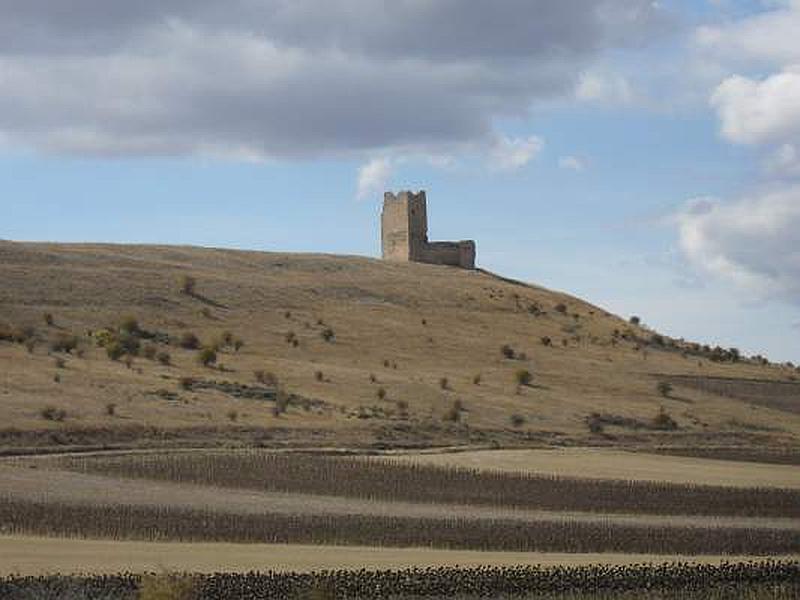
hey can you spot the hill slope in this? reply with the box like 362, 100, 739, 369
1, 240, 798, 454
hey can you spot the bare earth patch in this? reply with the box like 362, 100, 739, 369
2, 535, 790, 576
383, 448, 800, 489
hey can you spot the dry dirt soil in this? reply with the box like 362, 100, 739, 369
1, 240, 798, 454
4, 536, 776, 576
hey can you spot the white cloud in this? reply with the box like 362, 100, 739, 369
695, 1, 800, 67
575, 70, 634, 105
356, 157, 392, 200
488, 135, 544, 171
558, 156, 585, 171
765, 143, 800, 176
710, 67, 800, 145
674, 185, 800, 303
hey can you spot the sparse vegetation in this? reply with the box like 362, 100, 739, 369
142, 343, 157, 360
53, 357, 66, 369
255, 370, 278, 386
156, 351, 171, 366
179, 377, 195, 391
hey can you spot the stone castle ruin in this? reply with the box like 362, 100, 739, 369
381, 191, 476, 269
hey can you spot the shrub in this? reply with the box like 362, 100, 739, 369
180, 275, 196, 296
510, 414, 526, 428
657, 381, 673, 398
629, 315, 641, 326
439, 377, 449, 390
40, 406, 66, 422
179, 377, 195, 391
500, 344, 515, 359
320, 327, 335, 343
315, 370, 324, 382
106, 342, 125, 361
554, 302, 567, 314
119, 316, 139, 335
53, 373, 61, 384
105, 403, 116, 417
285, 331, 297, 344
376, 387, 387, 401
587, 414, 605, 434
653, 406, 678, 431
180, 332, 200, 350
540, 336, 552, 347
515, 369, 533, 387
227, 409, 238, 422
369, 373, 377, 383
198, 347, 218, 367
156, 351, 171, 366
233, 338, 244, 352
143, 344, 158, 361
124, 355, 134, 369
50, 334, 79, 354
53, 357, 66, 369
200, 308, 213, 319
24, 339, 36, 354
43, 312, 54, 327
284, 311, 292, 319
255, 370, 278, 386
472, 373, 481, 385
396, 399, 409, 413
117, 332, 140, 356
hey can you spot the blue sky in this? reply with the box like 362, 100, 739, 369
1, 1, 798, 362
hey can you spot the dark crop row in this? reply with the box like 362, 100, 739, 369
1, 497, 797, 555
58, 451, 800, 518
1, 561, 798, 599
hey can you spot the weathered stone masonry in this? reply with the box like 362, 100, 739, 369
381, 190, 476, 269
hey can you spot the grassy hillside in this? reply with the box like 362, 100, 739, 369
1, 240, 798, 453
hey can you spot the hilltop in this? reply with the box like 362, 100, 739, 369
1, 240, 798, 456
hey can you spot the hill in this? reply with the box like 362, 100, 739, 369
1, 240, 798, 456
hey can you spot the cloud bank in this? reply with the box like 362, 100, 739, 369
0, 0, 668, 160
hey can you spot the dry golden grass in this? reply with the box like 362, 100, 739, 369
2, 535, 788, 576
1, 240, 798, 451
382, 448, 800, 489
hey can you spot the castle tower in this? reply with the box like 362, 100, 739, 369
381, 190, 428, 262
381, 190, 476, 269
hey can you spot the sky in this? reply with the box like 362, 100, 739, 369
1, 0, 798, 363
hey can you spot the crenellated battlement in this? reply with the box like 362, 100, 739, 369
380, 190, 475, 269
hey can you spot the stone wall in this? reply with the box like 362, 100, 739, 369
381, 190, 475, 269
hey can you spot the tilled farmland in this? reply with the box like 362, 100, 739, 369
1, 498, 797, 555
1, 561, 798, 599
54, 452, 800, 518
